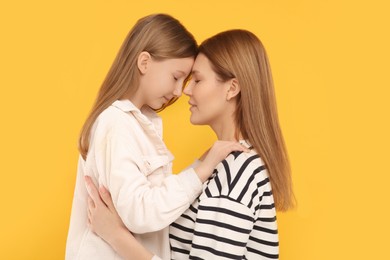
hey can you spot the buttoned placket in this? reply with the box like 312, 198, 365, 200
131, 109, 174, 174
112, 100, 174, 172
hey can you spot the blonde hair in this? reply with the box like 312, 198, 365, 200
79, 14, 197, 160
199, 30, 294, 211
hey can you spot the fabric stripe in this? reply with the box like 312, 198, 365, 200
170, 151, 279, 260
196, 218, 252, 234
247, 246, 279, 259
169, 233, 192, 245
191, 243, 242, 259
171, 222, 194, 233
198, 204, 254, 222
193, 230, 247, 247
249, 236, 279, 247
253, 225, 278, 234
222, 160, 232, 190
229, 154, 259, 194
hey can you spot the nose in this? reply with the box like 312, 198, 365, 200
172, 83, 183, 98
183, 81, 193, 96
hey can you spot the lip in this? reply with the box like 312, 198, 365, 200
188, 103, 197, 111
188, 100, 197, 106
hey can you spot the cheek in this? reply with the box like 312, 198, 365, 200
196, 84, 226, 116
149, 73, 172, 96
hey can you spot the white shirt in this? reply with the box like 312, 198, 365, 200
66, 100, 203, 260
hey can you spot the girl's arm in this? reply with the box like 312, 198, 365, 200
94, 120, 247, 234
84, 145, 249, 259
85, 176, 160, 260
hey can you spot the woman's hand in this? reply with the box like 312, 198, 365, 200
85, 176, 127, 244
195, 140, 249, 182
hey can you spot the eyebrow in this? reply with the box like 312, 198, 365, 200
175, 70, 187, 76
191, 70, 200, 75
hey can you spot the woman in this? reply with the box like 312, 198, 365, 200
66, 14, 247, 260
86, 29, 294, 259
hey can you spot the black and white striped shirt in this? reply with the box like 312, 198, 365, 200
169, 148, 279, 259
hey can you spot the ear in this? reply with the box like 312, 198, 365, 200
137, 51, 152, 74
226, 78, 241, 101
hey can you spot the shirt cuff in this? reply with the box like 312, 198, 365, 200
151, 255, 162, 260
177, 166, 203, 203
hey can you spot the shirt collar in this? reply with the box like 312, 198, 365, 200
112, 99, 139, 112
239, 139, 254, 150
111, 99, 163, 137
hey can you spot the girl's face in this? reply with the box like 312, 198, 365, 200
184, 53, 230, 125
140, 55, 194, 110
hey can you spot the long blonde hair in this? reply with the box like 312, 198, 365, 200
79, 14, 197, 160
199, 30, 294, 211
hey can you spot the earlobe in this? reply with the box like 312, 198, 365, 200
137, 51, 151, 74
226, 78, 241, 101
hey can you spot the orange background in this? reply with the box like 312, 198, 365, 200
1, 0, 389, 259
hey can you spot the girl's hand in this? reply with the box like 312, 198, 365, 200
195, 140, 249, 182
85, 176, 128, 245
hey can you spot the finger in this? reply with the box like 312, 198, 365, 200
87, 196, 95, 209
87, 208, 92, 226
84, 176, 103, 207
98, 186, 116, 211
230, 142, 249, 152
237, 143, 250, 152
87, 210, 94, 233
226, 143, 249, 154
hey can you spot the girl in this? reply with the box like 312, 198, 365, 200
86, 29, 295, 259
66, 14, 247, 260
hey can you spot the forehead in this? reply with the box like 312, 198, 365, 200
164, 57, 194, 74
192, 53, 213, 74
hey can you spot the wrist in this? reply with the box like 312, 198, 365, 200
106, 226, 129, 250
108, 227, 153, 260
194, 164, 211, 183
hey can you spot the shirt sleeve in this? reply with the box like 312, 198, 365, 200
91, 119, 203, 234
189, 197, 255, 259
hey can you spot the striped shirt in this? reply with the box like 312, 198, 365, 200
169, 146, 279, 259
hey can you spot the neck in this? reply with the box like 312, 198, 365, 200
210, 107, 242, 142
123, 88, 144, 110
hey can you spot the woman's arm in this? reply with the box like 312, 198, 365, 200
85, 176, 159, 260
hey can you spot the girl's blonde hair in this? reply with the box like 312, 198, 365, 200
199, 30, 294, 211
79, 14, 197, 160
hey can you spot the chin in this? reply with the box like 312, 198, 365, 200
148, 101, 165, 110
189, 115, 207, 126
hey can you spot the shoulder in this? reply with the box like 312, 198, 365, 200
203, 151, 272, 210
94, 105, 138, 134
223, 150, 269, 184
98, 105, 135, 125
87, 105, 141, 147
226, 150, 263, 167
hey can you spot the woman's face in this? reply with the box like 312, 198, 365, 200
140, 55, 194, 110
184, 53, 230, 125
